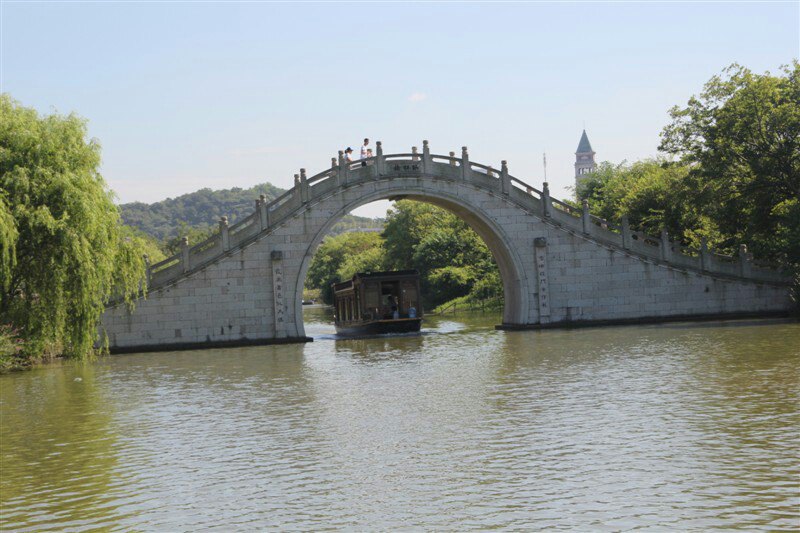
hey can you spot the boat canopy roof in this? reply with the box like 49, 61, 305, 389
332, 269, 420, 292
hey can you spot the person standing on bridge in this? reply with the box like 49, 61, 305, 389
345, 147, 354, 163
360, 138, 370, 167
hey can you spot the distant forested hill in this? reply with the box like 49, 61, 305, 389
120, 182, 382, 240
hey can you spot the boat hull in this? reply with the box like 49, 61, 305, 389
335, 318, 422, 337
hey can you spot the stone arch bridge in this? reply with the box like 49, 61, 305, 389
102, 142, 793, 352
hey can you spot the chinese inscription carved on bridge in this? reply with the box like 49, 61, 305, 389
271, 250, 286, 338
534, 237, 550, 323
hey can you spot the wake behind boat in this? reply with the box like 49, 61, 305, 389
332, 270, 423, 336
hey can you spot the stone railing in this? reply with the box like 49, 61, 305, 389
142, 141, 791, 291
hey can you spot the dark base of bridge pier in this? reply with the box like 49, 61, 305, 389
496, 310, 796, 332
108, 336, 313, 355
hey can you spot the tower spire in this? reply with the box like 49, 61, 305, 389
574, 130, 597, 190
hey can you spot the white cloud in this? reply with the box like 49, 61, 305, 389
408, 92, 427, 103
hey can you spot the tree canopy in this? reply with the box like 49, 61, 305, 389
576, 159, 703, 244
578, 63, 799, 275
121, 185, 382, 243
306, 231, 385, 304
305, 201, 502, 309
659, 61, 800, 263
0, 95, 148, 361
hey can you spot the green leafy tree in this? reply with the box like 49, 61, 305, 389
0, 95, 147, 360
383, 201, 499, 308
576, 159, 702, 244
427, 266, 475, 305
120, 180, 380, 244
306, 231, 385, 303
121, 225, 166, 265
337, 242, 385, 281
120, 183, 284, 240
659, 61, 800, 264
306, 201, 503, 309
0, 194, 17, 290
161, 222, 217, 256
382, 201, 451, 270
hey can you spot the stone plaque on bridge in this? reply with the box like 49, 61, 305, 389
534, 237, 551, 324
389, 162, 422, 176
272, 250, 287, 338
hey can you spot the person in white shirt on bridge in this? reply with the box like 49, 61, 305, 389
360, 138, 369, 167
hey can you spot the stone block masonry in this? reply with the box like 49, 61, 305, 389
100, 143, 794, 352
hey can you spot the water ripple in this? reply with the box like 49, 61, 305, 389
1, 313, 798, 530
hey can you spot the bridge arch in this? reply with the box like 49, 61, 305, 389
293, 185, 531, 334
100, 142, 793, 353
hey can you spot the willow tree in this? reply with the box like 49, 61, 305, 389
0, 194, 16, 290
0, 95, 147, 359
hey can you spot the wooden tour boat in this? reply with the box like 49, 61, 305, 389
331, 270, 423, 336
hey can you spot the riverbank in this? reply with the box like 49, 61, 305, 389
0, 325, 75, 373
0, 352, 64, 373
432, 294, 503, 315
0, 325, 30, 372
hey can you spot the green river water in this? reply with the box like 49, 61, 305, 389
1, 309, 798, 530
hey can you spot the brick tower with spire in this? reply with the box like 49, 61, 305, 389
574, 129, 597, 189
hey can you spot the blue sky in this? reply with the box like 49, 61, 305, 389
2, 1, 798, 218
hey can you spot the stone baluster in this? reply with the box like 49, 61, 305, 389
258, 194, 269, 230
738, 244, 752, 277
486, 166, 493, 180
699, 237, 710, 271
219, 216, 230, 252
255, 197, 263, 231
375, 141, 384, 175
449, 151, 456, 166
461, 146, 469, 179
336, 151, 345, 186
293, 174, 302, 206
500, 160, 510, 195
660, 229, 671, 261
411, 145, 419, 162
541, 182, 552, 218
299, 168, 309, 203
581, 200, 591, 234
142, 254, 151, 290
181, 236, 190, 273
422, 140, 430, 174
621, 216, 632, 250
338, 150, 349, 185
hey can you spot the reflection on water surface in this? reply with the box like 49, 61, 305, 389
1, 309, 798, 530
